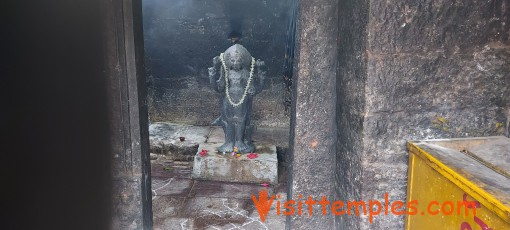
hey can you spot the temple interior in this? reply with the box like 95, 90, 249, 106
143, 0, 294, 128
4, 0, 509, 229
143, 1, 295, 228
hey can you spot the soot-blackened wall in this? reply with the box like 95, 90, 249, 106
143, 0, 293, 127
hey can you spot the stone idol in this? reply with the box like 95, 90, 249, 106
208, 44, 266, 153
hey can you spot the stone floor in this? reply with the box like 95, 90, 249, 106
150, 123, 289, 229
150, 123, 290, 162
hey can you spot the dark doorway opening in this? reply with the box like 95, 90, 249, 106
141, 0, 298, 229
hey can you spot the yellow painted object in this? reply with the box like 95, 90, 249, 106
406, 136, 510, 230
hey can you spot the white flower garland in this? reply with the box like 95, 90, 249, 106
219, 52, 255, 107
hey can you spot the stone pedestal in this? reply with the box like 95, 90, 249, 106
192, 143, 278, 184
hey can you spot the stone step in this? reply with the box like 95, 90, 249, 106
192, 143, 278, 184
149, 122, 211, 160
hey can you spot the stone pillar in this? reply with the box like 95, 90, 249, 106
335, 0, 368, 229
102, 0, 152, 229
287, 0, 338, 229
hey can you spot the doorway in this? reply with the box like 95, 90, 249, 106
142, 0, 297, 229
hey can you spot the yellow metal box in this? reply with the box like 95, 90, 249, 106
406, 136, 510, 230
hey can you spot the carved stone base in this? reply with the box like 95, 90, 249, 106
192, 143, 278, 184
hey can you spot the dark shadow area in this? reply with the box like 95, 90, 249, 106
1, 0, 111, 229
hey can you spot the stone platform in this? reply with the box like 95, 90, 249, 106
149, 122, 290, 161
192, 143, 278, 184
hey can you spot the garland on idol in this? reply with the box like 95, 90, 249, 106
219, 52, 255, 107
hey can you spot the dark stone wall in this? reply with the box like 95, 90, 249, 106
335, 0, 368, 229
336, 0, 509, 229
143, 0, 293, 127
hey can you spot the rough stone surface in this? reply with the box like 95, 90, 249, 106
152, 195, 286, 230
192, 143, 278, 184
189, 180, 270, 199
149, 122, 211, 160
142, 0, 292, 127
288, 0, 338, 229
368, 0, 509, 54
209, 126, 291, 165
151, 178, 192, 197
151, 161, 193, 179
335, 0, 368, 229
150, 151, 287, 229
149, 122, 290, 163
336, 0, 510, 229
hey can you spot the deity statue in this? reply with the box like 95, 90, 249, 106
208, 44, 266, 153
